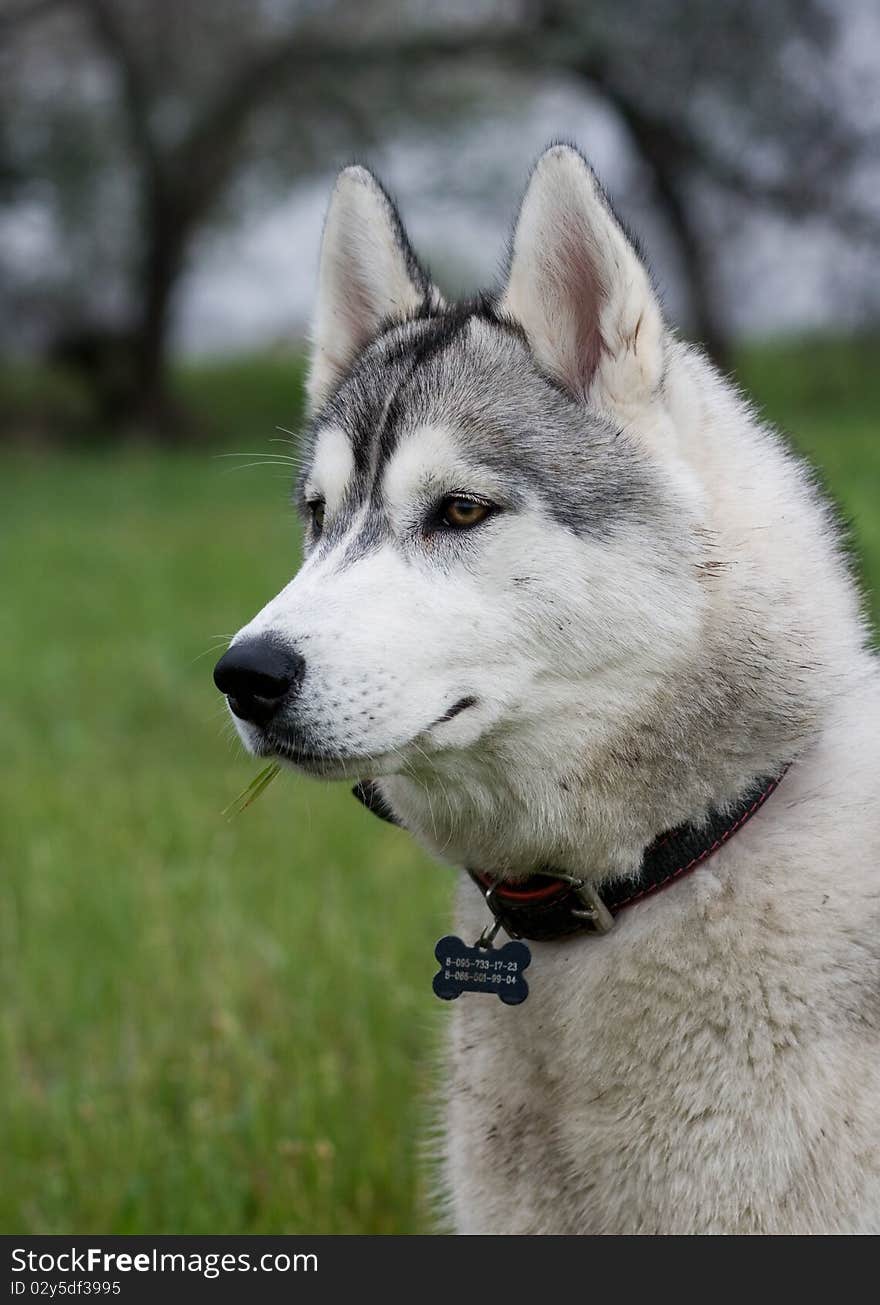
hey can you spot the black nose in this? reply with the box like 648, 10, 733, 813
213, 637, 305, 727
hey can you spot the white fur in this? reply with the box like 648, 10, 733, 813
433, 346, 880, 1232
305, 425, 354, 514
227, 147, 880, 1233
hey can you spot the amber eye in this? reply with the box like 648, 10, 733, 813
308, 499, 325, 534
440, 497, 493, 530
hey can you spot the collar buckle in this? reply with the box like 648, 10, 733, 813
482, 873, 616, 938
568, 880, 615, 933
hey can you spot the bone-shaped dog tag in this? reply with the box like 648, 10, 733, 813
432, 935, 531, 1005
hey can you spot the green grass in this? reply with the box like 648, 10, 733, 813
1, 337, 877, 1234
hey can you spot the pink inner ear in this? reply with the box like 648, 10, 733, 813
551, 219, 608, 396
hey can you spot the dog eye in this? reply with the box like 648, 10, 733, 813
307, 498, 325, 535
439, 497, 493, 530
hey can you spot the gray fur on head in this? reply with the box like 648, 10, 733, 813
229, 144, 868, 886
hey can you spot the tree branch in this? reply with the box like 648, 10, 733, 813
76, 0, 165, 196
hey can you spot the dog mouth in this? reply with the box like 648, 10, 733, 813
259, 733, 359, 778
259, 695, 479, 779
427, 695, 478, 728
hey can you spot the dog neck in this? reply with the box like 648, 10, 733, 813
375, 614, 832, 888
357, 762, 790, 940
375, 700, 807, 886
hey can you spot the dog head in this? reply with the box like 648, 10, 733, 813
215, 145, 708, 835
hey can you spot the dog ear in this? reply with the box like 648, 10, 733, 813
307, 166, 441, 413
499, 145, 664, 412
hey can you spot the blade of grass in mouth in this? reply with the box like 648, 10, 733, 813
222, 761, 281, 819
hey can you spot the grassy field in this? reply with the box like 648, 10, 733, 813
1, 339, 878, 1234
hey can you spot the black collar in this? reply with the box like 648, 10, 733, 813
353, 767, 789, 943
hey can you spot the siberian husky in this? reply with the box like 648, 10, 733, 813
214, 145, 880, 1234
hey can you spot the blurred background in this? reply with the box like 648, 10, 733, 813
1, 0, 878, 1234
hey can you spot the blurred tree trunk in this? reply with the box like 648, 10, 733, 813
134, 203, 181, 434
647, 171, 731, 371
569, 54, 733, 368
81, 0, 179, 436
617, 116, 733, 370
79, 0, 309, 439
